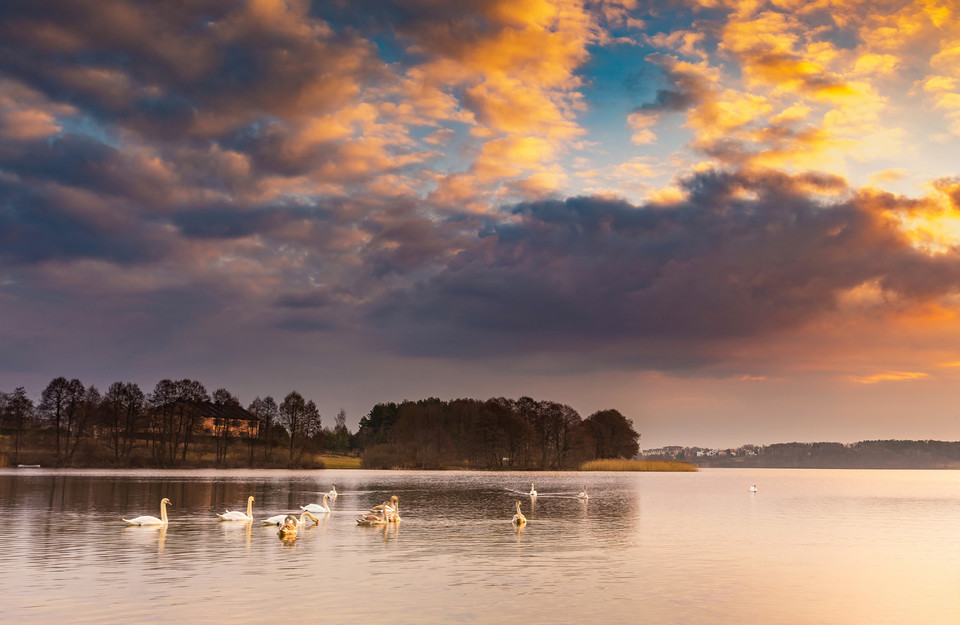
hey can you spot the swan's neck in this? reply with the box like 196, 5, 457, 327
160, 501, 168, 523
322, 494, 329, 509
246, 497, 253, 518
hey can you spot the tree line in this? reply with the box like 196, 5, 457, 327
356, 397, 640, 470
686, 440, 960, 469
0, 377, 354, 468
1, 378, 641, 470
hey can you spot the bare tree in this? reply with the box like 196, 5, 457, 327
39, 377, 84, 464
175, 379, 208, 462
304, 399, 322, 461
279, 391, 306, 460
5, 387, 33, 464
248, 396, 279, 462
64, 385, 101, 463
212, 388, 240, 466
279, 391, 320, 464
148, 378, 207, 466
104, 382, 145, 463
329, 407, 350, 452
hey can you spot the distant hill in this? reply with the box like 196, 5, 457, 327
645, 440, 960, 469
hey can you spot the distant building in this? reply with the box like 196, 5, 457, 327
157, 400, 260, 438
196, 401, 259, 438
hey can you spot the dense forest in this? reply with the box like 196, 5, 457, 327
0, 377, 641, 470
356, 397, 641, 469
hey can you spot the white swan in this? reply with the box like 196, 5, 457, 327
529, 483, 537, 497
328, 484, 338, 499
370, 495, 399, 513
382, 495, 401, 523
512, 500, 526, 526
261, 514, 288, 526
356, 503, 387, 526
578, 486, 588, 499
300, 493, 332, 514
749, 484, 758, 492
369, 495, 400, 522
217, 495, 254, 521
123, 498, 172, 526
278, 511, 319, 537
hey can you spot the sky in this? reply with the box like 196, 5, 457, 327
3, 0, 960, 449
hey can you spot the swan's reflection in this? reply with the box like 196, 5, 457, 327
514, 522, 526, 541
219, 519, 253, 550
122, 524, 167, 554
379, 521, 400, 542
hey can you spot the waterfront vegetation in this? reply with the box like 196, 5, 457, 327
0, 376, 646, 470
580, 458, 698, 472
316, 454, 363, 469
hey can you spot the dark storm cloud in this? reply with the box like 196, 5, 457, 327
173, 203, 335, 240
0, 176, 170, 265
0, 0, 383, 142
363, 214, 472, 278
367, 169, 960, 362
0, 134, 174, 207
276, 290, 336, 309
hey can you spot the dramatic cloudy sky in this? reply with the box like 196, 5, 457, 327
3, 0, 960, 447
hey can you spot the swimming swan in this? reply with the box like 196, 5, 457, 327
512, 500, 526, 526
262, 509, 317, 526
749, 484, 758, 492
218, 495, 255, 521
370, 495, 399, 513
385, 495, 400, 522
577, 486, 588, 499
123, 498, 172, 526
278, 511, 319, 537
529, 483, 537, 497
300, 493, 332, 514
328, 484, 338, 499
356, 503, 387, 526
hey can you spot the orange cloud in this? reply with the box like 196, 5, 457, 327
394, 0, 600, 207
852, 371, 929, 384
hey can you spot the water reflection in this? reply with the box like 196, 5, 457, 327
122, 524, 167, 554
4, 468, 959, 624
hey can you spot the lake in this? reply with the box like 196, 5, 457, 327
1, 468, 958, 624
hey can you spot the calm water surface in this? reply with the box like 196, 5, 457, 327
1, 468, 959, 624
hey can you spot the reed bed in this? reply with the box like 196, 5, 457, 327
314, 454, 363, 469
580, 458, 698, 472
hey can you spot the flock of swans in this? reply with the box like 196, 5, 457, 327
120, 483, 405, 538
122, 481, 757, 539
121, 482, 597, 537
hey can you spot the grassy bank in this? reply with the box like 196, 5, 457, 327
315, 454, 362, 469
580, 458, 698, 472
